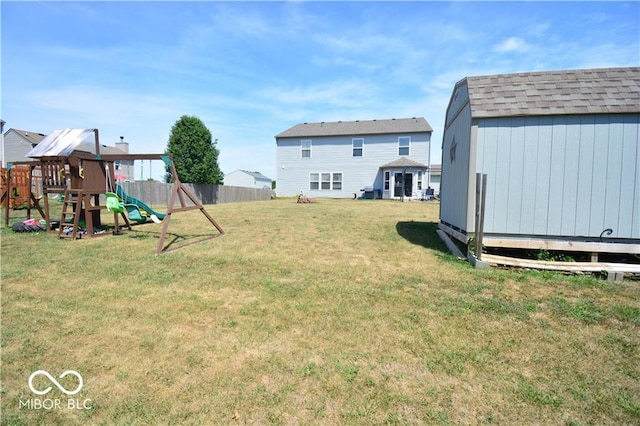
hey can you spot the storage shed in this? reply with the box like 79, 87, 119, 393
439, 67, 640, 264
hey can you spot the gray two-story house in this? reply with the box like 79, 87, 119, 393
275, 117, 433, 199
2, 128, 47, 166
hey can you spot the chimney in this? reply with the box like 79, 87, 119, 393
116, 135, 129, 154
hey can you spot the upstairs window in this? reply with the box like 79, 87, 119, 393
301, 140, 311, 158
352, 138, 363, 157
398, 136, 410, 156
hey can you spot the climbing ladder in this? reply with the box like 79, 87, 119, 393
59, 189, 85, 239
59, 188, 129, 239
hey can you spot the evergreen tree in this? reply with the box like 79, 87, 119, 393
165, 115, 223, 184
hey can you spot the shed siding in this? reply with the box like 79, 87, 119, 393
276, 132, 430, 197
520, 119, 540, 234
575, 116, 596, 237
440, 102, 472, 232
533, 117, 554, 232
475, 114, 640, 239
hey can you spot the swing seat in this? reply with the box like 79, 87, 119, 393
105, 192, 124, 213
124, 204, 148, 224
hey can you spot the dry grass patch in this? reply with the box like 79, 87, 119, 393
1, 198, 639, 425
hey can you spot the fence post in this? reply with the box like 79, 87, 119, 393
474, 173, 488, 261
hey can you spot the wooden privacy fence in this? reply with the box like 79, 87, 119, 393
117, 181, 275, 206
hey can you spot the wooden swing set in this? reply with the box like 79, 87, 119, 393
3, 129, 224, 254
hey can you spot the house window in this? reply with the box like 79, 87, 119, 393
309, 173, 319, 190
352, 138, 363, 157
321, 173, 331, 190
384, 171, 390, 190
301, 140, 311, 158
417, 171, 423, 190
332, 173, 342, 190
398, 136, 410, 156
310, 172, 343, 190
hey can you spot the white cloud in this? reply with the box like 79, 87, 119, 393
493, 37, 529, 53
257, 80, 379, 109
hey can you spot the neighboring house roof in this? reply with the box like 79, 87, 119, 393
99, 145, 127, 155
243, 170, 272, 180
459, 66, 640, 118
7, 128, 47, 145
226, 169, 272, 180
276, 117, 433, 138
380, 157, 428, 169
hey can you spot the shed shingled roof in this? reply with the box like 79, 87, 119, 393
276, 117, 432, 138
462, 67, 640, 118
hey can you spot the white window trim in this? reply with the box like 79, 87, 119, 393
301, 139, 312, 158
309, 171, 343, 191
332, 172, 343, 191
309, 172, 319, 190
352, 138, 364, 157
398, 136, 411, 156
321, 172, 331, 190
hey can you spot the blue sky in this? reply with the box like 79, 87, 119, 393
2, 1, 639, 181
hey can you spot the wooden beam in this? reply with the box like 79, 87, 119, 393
436, 229, 466, 259
438, 222, 471, 244
482, 237, 640, 254
74, 153, 172, 162
481, 253, 640, 274
474, 173, 481, 258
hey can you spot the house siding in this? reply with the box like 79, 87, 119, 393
276, 132, 430, 198
3, 131, 38, 165
475, 113, 640, 239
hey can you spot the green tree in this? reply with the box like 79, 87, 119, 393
165, 115, 224, 184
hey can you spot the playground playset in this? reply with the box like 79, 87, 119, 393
1, 128, 224, 254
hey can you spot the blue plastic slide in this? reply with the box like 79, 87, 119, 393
115, 184, 166, 222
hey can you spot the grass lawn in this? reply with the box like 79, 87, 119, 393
1, 198, 639, 425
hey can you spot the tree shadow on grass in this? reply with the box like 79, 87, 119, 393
396, 221, 451, 255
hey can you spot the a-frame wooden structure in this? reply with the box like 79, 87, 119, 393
97, 153, 225, 254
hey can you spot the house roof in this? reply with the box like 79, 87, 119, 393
244, 170, 272, 180
228, 169, 272, 181
460, 66, 640, 118
99, 145, 127, 155
276, 117, 433, 138
6, 128, 47, 145
380, 157, 428, 169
